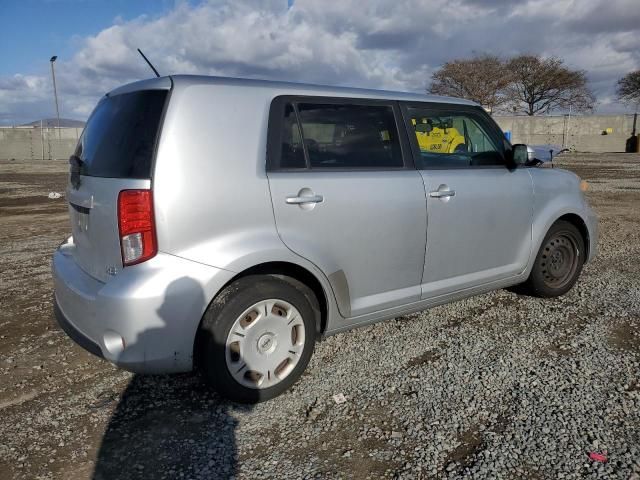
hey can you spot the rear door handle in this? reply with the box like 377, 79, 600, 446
429, 190, 456, 198
285, 194, 324, 205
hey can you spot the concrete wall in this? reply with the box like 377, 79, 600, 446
494, 114, 637, 153
1, 115, 637, 159
0, 127, 81, 161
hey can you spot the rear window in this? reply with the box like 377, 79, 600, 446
74, 90, 168, 178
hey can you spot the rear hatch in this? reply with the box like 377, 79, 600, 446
67, 87, 169, 283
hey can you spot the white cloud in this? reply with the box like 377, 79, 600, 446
1, 0, 639, 124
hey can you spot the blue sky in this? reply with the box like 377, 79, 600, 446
0, 0, 638, 125
0, 0, 180, 75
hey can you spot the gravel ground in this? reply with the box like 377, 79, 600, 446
0, 153, 639, 479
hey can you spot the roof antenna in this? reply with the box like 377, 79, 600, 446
137, 48, 160, 78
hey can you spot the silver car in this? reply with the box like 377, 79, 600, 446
53, 75, 598, 402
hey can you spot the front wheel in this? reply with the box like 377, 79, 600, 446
519, 220, 585, 298
199, 275, 318, 403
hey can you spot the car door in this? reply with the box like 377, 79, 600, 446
267, 97, 427, 318
400, 102, 533, 299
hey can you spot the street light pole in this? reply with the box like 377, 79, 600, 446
49, 56, 60, 139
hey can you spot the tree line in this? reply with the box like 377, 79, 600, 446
428, 53, 640, 116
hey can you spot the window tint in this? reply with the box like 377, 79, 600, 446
293, 103, 403, 169
407, 107, 503, 168
74, 90, 168, 178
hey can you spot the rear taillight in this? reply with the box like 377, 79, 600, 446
117, 189, 157, 266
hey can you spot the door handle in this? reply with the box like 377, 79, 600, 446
429, 190, 455, 198
285, 194, 324, 205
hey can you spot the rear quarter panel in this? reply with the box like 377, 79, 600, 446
152, 80, 343, 329
152, 82, 279, 270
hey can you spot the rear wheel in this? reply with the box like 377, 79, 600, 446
199, 275, 318, 403
519, 220, 585, 297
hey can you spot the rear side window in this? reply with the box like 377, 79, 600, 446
74, 90, 168, 178
270, 99, 404, 170
280, 103, 306, 169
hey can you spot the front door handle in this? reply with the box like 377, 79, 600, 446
429, 184, 456, 199
285, 194, 324, 205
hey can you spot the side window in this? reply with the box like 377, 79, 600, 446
406, 107, 504, 168
297, 103, 403, 169
279, 103, 306, 169
272, 101, 404, 170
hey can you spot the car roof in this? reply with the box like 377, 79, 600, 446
108, 74, 480, 107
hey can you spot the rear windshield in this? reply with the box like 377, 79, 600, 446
74, 90, 168, 178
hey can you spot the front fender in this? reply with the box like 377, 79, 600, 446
526, 168, 597, 275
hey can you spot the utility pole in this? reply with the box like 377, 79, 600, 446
40, 119, 45, 161
49, 56, 60, 139
566, 103, 572, 150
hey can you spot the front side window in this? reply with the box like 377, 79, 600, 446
272, 100, 404, 170
406, 107, 504, 168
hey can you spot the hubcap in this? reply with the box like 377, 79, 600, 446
539, 233, 579, 288
225, 299, 305, 389
257, 333, 277, 354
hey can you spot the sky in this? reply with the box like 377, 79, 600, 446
0, 0, 638, 125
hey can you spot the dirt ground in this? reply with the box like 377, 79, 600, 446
0, 154, 639, 479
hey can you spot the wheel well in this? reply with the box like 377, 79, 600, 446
194, 261, 329, 367
234, 262, 328, 333
557, 213, 590, 258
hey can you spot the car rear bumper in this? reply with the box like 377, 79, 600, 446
54, 298, 104, 359
52, 241, 234, 374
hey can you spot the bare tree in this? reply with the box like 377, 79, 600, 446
617, 70, 640, 106
505, 55, 595, 116
428, 54, 511, 114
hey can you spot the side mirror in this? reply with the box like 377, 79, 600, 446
512, 144, 529, 166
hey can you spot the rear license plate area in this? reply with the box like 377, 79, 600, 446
70, 203, 90, 233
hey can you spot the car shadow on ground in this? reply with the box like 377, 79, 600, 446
93, 373, 247, 480
93, 276, 251, 479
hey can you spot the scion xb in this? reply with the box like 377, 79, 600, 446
53, 75, 598, 403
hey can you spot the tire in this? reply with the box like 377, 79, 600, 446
519, 220, 585, 298
199, 275, 318, 403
